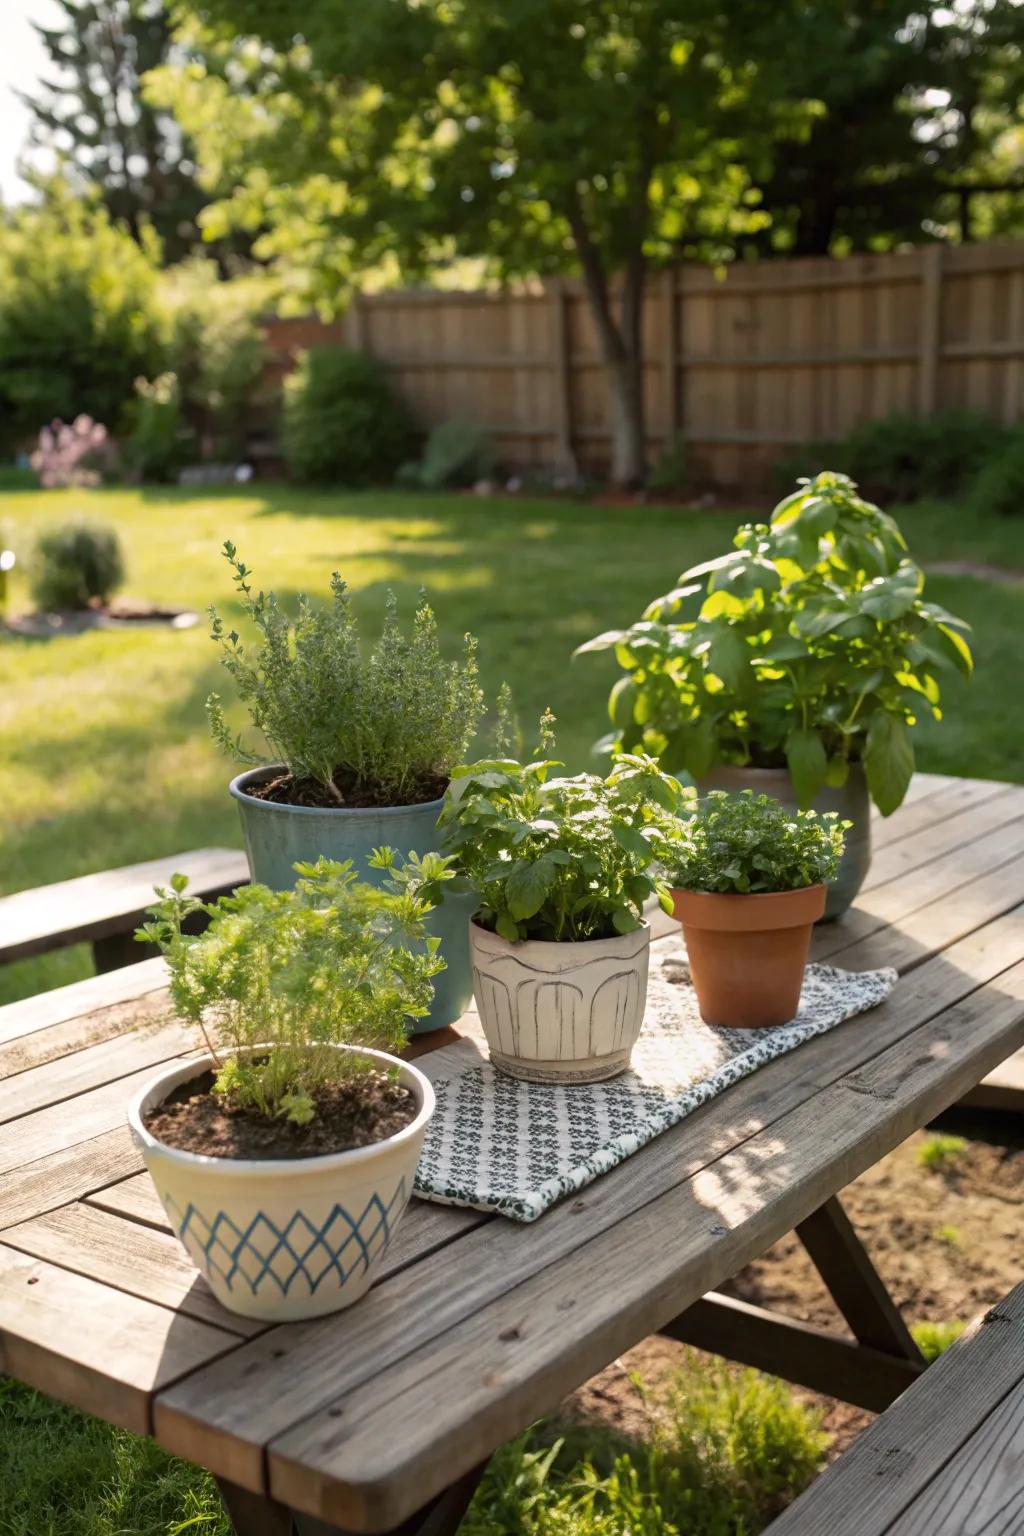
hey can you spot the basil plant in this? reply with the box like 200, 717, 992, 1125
578, 473, 973, 816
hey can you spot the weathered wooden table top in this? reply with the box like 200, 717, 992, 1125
2, 772, 1023, 1532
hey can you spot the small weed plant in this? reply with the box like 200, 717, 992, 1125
138, 854, 451, 1124
439, 717, 687, 943
207, 543, 485, 806
912, 1319, 965, 1362
580, 472, 973, 815
916, 1132, 969, 1172
671, 791, 847, 895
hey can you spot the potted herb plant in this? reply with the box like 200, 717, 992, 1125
438, 723, 686, 1082
578, 472, 973, 917
207, 542, 484, 1028
129, 855, 446, 1322
670, 791, 847, 1029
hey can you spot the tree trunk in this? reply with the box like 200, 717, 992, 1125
606, 348, 646, 489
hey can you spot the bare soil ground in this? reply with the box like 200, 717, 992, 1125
561, 1108, 1024, 1456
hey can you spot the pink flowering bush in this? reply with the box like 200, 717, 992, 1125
30, 416, 109, 489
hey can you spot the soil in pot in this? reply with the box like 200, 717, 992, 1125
245, 766, 449, 810
143, 1068, 417, 1160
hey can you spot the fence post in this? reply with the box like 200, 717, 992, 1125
662, 268, 679, 443
549, 279, 576, 477
917, 246, 943, 416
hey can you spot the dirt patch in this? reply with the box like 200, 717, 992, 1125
561, 1122, 1024, 1458
144, 1068, 417, 1159
4, 598, 199, 638
245, 768, 449, 811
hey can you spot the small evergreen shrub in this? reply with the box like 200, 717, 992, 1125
207, 543, 485, 805
775, 410, 1006, 503
31, 522, 125, 611
138, 856, 449, 1124
971, 429, 1024, 517
416, 418, 496, 489
671, 792, 847, 895
121, 373, 195, 483
283, 346, 415, 485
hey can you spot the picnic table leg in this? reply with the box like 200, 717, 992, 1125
217, 1461, 487, 1536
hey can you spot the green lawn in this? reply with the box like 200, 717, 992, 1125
3, 482, 1023, 1007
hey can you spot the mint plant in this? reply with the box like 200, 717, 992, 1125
578, 473, 973, 815
207, 543, 485, 806
137, 854, 450, 1125
671, 791, 847, 895
438, 738, 688, 943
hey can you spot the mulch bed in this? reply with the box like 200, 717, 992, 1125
144, 1069, 417, 1159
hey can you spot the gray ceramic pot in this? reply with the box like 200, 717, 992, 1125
698, 761, 871, 921
229, 767, 477, 1032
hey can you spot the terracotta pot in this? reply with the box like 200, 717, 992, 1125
671, 885, 826, 1029
469, 920, 650, 1083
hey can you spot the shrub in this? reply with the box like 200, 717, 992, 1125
580, 472, 974, 816
775, 410, 1006, 503
283, 346, 415, 485
671, 791, 846, 895
971, 429, 1024, 517
0, 192, 161, 452
31, 522, 125, 611
207, 543, 485, 805
416, 418, 496, 490
912, 1320, 965, 1362
648, 433, 690, 497
916, 1132, 969, 1171
464, 1353, 826, 1535
138, 857, 448, 1124
121, 373, 196, 483
29, 416, 109, 489
438, 733, 687, 943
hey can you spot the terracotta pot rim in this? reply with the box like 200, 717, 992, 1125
671, 884, 827, 933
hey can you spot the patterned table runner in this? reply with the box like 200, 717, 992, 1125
414, 952, 896, 1222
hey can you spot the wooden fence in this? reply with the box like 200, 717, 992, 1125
262, 239, 1024, 490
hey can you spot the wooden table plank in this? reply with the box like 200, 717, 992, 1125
867, 775, 1011, 850
85, 1171, 174, 1231
0, 988, 173, 1081
888, 1377, 1024, 1535
859, 783, 1024, 893
0, 848, 249, 964
0, 956, 168, 1049
262, 962, 1024, 1531
0, 1127, 142, 1230
0, 1244, 246, 1436
0, 1021, 197, 1125
767, 1285, 1024, 1535
961, 1046, 1024, 1112
152, 907, 1024, 1498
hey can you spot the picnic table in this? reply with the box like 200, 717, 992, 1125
1, 770, 1023, 1536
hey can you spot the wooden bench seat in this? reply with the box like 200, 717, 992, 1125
0, 849, 249, 973
765, 1281, 1024, 1534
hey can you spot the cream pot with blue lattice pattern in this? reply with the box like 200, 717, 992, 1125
128, 1046, 435, 1322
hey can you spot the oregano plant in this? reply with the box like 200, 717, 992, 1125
578, 473, 973, 815
207, 542, 485, 806
671, 791, 847, 895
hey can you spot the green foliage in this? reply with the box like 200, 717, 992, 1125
138, 856, 447, 1123
916, 1132, 969, 1172
671, 791, 846, 895
207, 543, 485, 804
439, 738, 687, 943
464, 1354, 827, 1536
579, 472, 974, 816
158, 259, 270, 459
407, 418, 497, 491
648, 434, 690, 498
283, 347, 415, 486
121, 373, 196, 483
933, 1224, 963, 1248
971, 430, 1024, 519
912, 1319, 966, 1363
0, 193, 161, 450
777, 411, 1008, 504
31, 521, 125, 611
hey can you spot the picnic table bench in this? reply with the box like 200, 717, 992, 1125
0, 847, 250, 973
1, 771, 1023, 1535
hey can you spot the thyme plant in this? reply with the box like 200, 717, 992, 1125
207, 542, 485, 805
578, 473, 973, 815
137, 855, 449, 1124
671, 791, 847, 895
438, 724, 688, 943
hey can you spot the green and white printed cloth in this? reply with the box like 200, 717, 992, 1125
413, 951, 896, 1223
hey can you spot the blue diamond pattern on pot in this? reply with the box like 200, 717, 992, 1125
163, 1179, 407, 1296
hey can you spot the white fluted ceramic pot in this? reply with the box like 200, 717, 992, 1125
127, 1046, 434, 1322
469, 920, 651, 1083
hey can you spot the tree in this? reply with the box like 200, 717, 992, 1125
19, 0, 207, 262
156, 0, 812, 487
